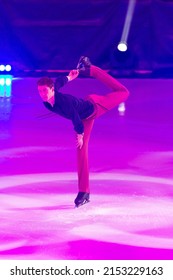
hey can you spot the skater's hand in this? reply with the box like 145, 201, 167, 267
67, 69, 79, 81
76, 133, 84, 149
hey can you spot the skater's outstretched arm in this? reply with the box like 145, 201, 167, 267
54, 69, 79, 91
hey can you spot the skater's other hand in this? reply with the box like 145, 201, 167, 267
76, 133, 84, 149
67, 69, 79, 81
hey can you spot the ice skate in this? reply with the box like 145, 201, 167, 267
74, 192, 90, 207
76, 56, 92, 76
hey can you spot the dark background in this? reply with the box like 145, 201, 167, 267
0, 0, 173, 77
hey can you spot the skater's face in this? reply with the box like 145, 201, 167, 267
38, 85, 54, 102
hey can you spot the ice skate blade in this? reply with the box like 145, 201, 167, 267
74, 199, 90, 208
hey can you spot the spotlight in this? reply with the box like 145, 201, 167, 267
0, 64, 12, 72
5, 65, 12, 72
117, 0, 136, 51
118, 102, 126, 112
0, 65, 5, 71
117, 42, 128, 52
118, 102, 126, 116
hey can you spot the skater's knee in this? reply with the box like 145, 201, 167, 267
126, 88, 130, 98
122, 87, 130, 100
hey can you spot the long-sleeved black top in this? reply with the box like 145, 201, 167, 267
43, 76, 94, 134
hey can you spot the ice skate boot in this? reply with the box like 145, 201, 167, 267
74, 192, 90, 207
76, 56, 92, 76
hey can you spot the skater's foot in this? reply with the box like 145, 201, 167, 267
74, 192, 90, 207
76, 56, 92, 76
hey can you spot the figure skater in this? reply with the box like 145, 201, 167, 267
37, 56, 129, 207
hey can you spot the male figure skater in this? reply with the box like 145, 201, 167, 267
37, 57, 129, 207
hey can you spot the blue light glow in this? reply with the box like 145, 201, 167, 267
0, 75, 12, 97
5, 78, 12, 86
0, 78, 5, 86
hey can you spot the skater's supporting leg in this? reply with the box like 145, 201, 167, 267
77, 117, 95, 193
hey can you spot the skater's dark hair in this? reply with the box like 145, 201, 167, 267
37, 77, 54, 88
